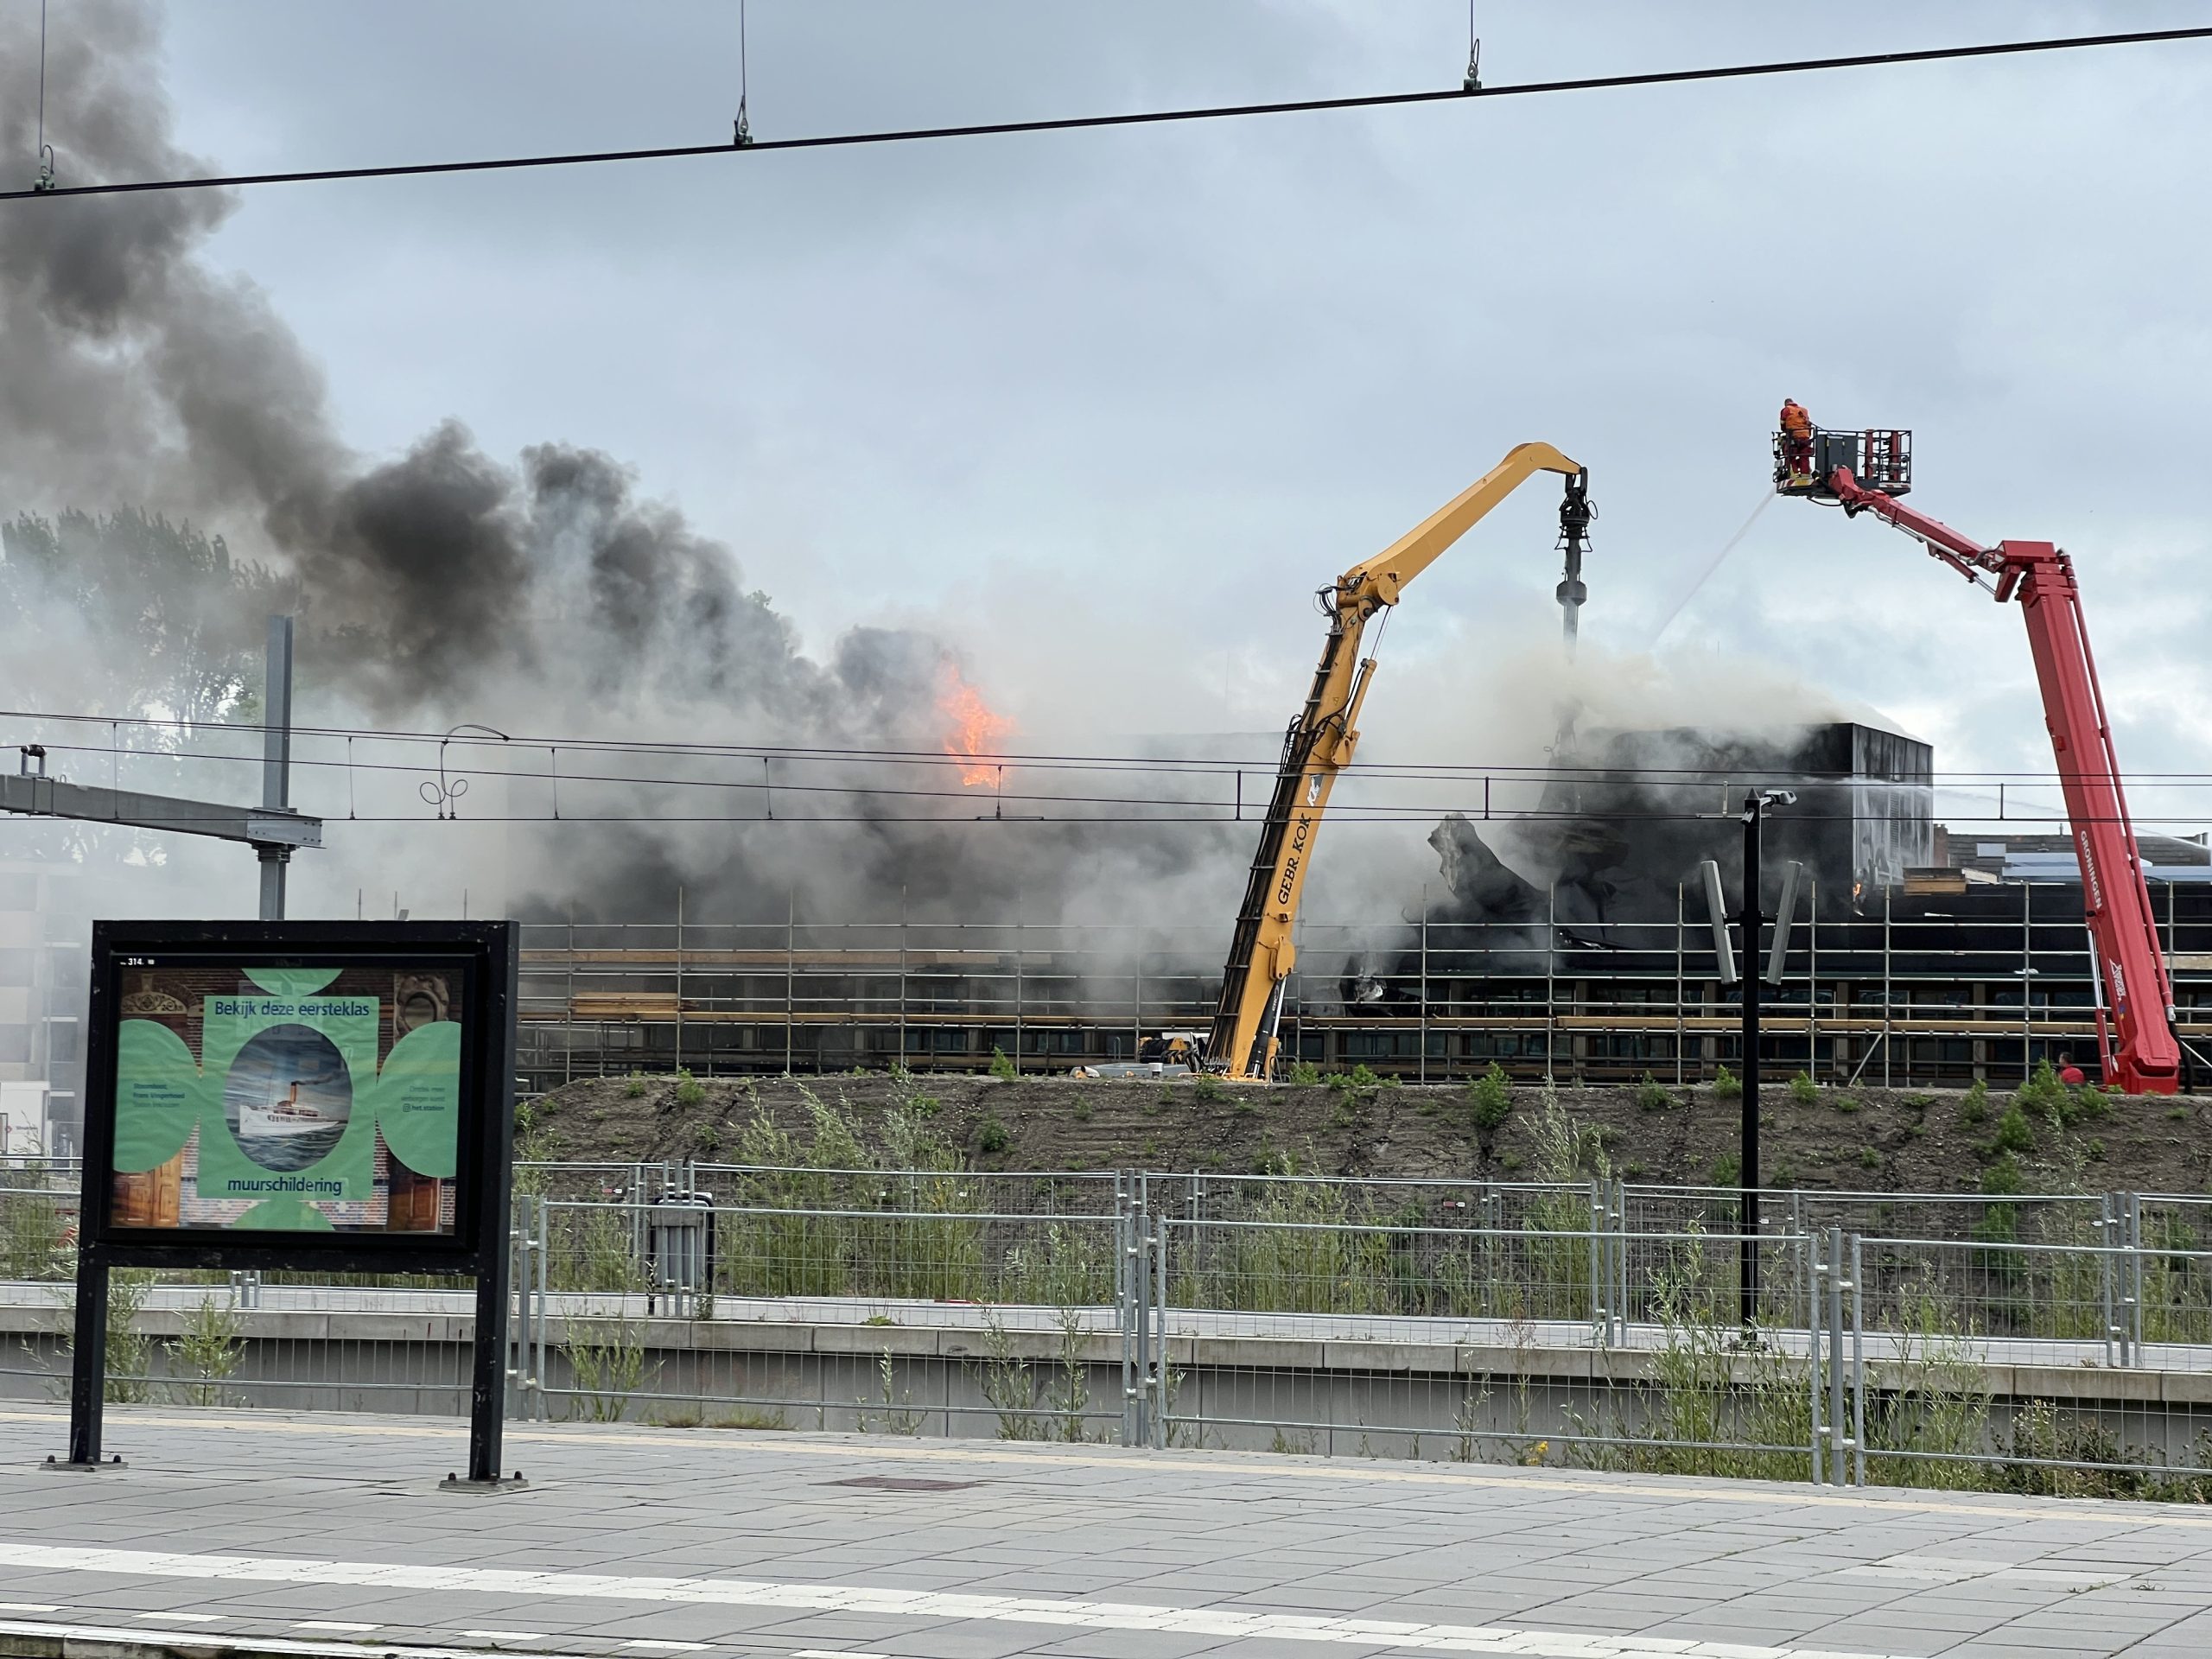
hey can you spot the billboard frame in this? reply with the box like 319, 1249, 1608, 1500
59, 920, 518, 1485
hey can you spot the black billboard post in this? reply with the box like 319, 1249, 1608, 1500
53, 921, 519, 1489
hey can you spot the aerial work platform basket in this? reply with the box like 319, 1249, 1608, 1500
1774, 425, 1911, 499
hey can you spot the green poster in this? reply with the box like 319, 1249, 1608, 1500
107, 964, 463, 1236
196, 994, 382, 1207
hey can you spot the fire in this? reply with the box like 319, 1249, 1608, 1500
940, 664, 1013, 787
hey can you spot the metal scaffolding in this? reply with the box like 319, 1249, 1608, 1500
515, 879, 2212, 1092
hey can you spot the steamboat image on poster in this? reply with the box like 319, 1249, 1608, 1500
105, 960, 466, 1236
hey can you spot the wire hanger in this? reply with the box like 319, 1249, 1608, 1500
733, 0, 754, 147
35, 0, 58, 190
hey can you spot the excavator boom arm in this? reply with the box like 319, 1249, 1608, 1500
1341, 442, 1585, 607
1205, 443, 1586, 1080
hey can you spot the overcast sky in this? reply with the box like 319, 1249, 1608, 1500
22, 1, 2212, 859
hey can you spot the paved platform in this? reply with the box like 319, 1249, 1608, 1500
1, 1408, 2209, 1659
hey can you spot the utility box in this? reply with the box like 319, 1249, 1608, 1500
645, 1188, 715, 1317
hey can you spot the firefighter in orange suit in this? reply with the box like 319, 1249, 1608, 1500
1779, 398, 1813, 477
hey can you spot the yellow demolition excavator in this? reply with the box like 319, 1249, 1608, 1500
1203, 442, 1592, 1080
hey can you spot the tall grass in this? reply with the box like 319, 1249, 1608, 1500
1562, 1231, 1810, 1482
544, 1080, 1120, 1306
0, 1184, 73, 1281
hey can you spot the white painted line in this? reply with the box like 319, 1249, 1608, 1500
0, 1621, 569, 1659
139, 1611, 226, 1623
0, 1604, 60, 1613
295, 1620, 382, 1631
620, 1643, 709, 1653
0, 1541, 1916, 1659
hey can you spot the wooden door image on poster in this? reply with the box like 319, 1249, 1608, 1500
386, 1160, 442, 1231
112, 1152, 183, 1228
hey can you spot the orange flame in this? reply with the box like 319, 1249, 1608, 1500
940, 665, 1013, 787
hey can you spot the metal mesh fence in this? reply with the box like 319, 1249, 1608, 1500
11, 1163, 2212, 1496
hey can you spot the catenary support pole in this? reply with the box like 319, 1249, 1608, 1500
257, 615, 295, 921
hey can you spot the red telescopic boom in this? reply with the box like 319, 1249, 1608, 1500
1777, 429, 2181, 1094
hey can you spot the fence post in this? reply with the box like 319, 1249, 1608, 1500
1116, 1172, 1136, 1446
2127, 1191, 2144, 1363
1808, 1228, 1827, 1485
506, 1194, 531, 1421
1827, 1225, 1848, 1485
1588, 1179, 1605, 1344
1151, 1192, 1170, 1450
2100, 1192, 2118, 1368
1849, 1232, 1866, 1488
535, 1195, 550, 1422
1614, 1178, 1629, 1344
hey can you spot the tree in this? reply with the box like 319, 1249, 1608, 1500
0, 509, 283, 864
0, 509, 281, 724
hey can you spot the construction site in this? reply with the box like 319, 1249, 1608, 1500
509, 430, 2212, 1105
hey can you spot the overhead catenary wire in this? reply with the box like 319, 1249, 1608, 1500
9, 705, 2212, 785
0, 809, 2155, 829
0, 732, 2191, 830
21, 716, 2212, 800
4, 25, 2209, 203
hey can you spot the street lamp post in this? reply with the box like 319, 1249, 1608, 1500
1738, 789, 1795, 1331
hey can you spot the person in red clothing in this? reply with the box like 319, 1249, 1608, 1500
1778, 398, 1814, 477
2056, 1052, 2088, 1086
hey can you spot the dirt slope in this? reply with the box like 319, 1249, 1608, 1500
524, 1071, 2212, 1194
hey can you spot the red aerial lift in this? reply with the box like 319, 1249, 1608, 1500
1776, 423, 2183, 1095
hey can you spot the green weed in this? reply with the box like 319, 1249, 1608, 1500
1991, 1103, 2035, 1156
1960, 1077, 1989, 1126
168, 1293, 245, 1407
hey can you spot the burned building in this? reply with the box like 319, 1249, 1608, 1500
1427, 720, 1936, 938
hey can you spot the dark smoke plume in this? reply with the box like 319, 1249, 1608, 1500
0, 3, 1245, 936
0, 5, 915, 718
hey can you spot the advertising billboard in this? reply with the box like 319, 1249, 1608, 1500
82, 922, 514, 1271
